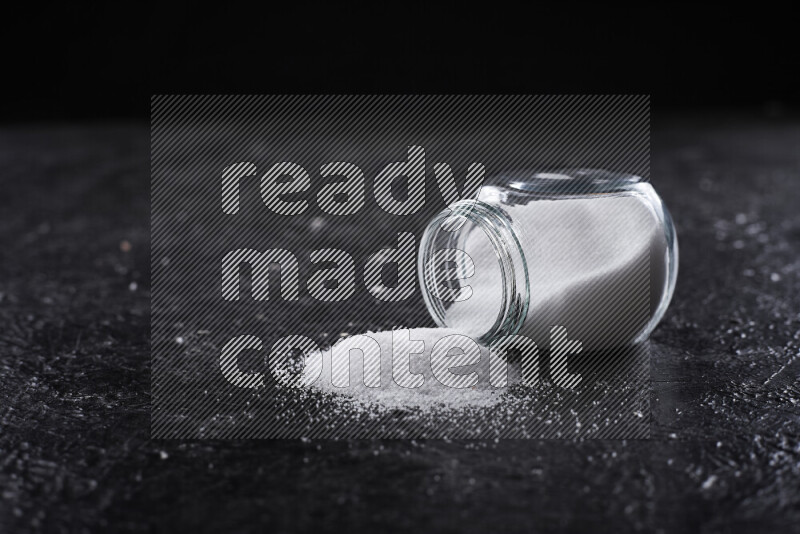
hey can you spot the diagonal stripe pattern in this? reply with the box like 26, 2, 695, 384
151, 95, 651, 439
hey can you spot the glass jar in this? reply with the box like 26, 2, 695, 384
418, 169, 678, 351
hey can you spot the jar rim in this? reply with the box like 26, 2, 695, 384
490, 168, 645, 196
418, 200, 530, 345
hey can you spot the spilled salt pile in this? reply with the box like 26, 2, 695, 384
301, 328, 650, 437
312, 328, 520, 411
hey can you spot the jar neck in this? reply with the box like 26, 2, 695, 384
418, 200, 530, 345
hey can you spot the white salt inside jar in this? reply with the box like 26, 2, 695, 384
419, 169, 678, 351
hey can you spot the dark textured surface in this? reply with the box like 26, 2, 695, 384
0, 115, 799, 533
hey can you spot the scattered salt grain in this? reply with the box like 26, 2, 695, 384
701, 474, 718, 490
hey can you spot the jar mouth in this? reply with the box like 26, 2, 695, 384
418, 200, 530, 346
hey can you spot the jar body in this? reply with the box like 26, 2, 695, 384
418, 170, 678, 350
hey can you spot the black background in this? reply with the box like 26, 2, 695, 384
4, 4, 799, 121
